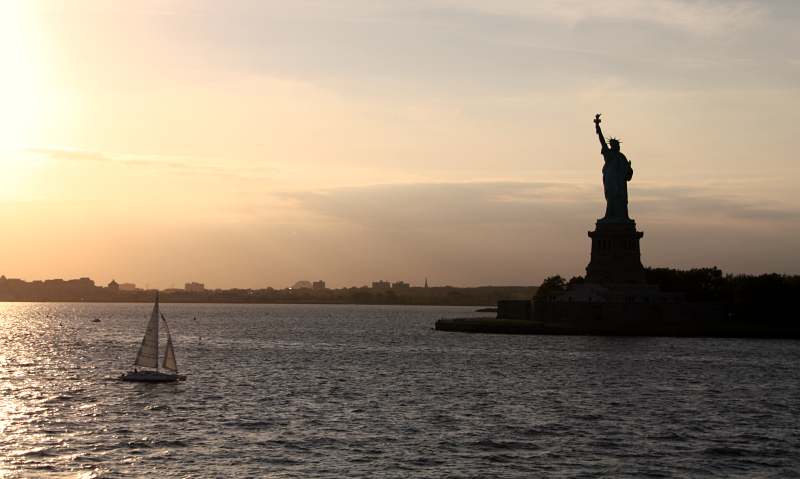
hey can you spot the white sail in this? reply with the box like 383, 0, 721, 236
161, 314, 178, 372
134, 294, 160, 369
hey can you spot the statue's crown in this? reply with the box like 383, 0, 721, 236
609, 137, 621, 144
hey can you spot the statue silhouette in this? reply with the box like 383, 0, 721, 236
594, 114, 633, 223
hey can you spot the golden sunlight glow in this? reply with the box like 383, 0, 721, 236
0, 2, 51, 200
0, 2, 45, 152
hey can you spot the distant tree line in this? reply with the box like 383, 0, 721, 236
535, 267, 800, 324
644, 267, 799, 324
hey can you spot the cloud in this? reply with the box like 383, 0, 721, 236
118, 0, 790, 99
277, 180, 800, 279
26, 148, 113, 163
26, 147, 272, 179
287, 180, 799, 228
437, 0, 766, 35
28, 147, 213, 171
171, 0, 766, 35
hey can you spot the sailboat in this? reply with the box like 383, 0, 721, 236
120, 293, 187, 382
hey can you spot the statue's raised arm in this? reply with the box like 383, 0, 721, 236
594, 114, 608, 151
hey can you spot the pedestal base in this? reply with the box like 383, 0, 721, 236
585, 220, 645, 284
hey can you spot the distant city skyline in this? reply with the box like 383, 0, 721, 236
0, 273, 538, 306
1, 1, 798, 289
1, 273, 445, 291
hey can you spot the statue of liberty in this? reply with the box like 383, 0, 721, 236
594, 114, 633, 223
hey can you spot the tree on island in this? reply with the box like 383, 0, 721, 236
535, 275, 566, 299
535, 275, 586, 300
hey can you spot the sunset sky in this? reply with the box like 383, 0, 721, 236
1, 0, 798, 288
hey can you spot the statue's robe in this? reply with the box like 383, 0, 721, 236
601, 146, 633, 222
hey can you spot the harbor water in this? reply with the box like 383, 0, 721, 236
1, 303, 798, 477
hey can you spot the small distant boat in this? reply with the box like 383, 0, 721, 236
120, 294, 186, 382
92, 318, 101, 323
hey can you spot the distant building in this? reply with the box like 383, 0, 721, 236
107, 280, 119, 291
185, 282, 205, 292
372, 280, 391, 290
424, 277, 429, 288
119, 283, 137, 291
391, 281, 410, 289
292, 280, 313, 289
312, 280, 327, 290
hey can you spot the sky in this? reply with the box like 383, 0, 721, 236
0, 0, 798, 288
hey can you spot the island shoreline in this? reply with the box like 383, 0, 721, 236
435, 317, 800, 340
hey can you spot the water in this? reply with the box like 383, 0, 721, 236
1, 302, 799, 478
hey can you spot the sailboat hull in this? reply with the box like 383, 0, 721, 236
120, 371, 186, 382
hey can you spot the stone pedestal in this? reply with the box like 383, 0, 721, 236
585, 220, 645, 284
